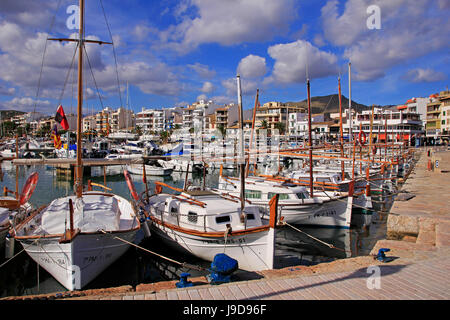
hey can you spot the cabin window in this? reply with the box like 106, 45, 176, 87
317, 177, 331, 183
268, 192, 290, 200
296, 193, 307, 199
245, 190, 262, 199
170, 206, 178, 216
246, 213, 255, 220
187, 211, 198, 224
215, 215, 231, 224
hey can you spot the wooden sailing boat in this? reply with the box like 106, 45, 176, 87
13, 0, 140, 290
130, 75, 279, 272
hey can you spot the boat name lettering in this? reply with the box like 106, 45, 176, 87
83, 253, 112, 264
201, 238, 246, 244
312, 209, 337, 218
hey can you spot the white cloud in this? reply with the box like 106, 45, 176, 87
196, 94, 208, 101
403, 68, 447, 83
321, 0, 450, 81
1, 97, 51, 113
266, 40, 338, 84
0, 20, 183, 106
222, 77, 258, 97
237, 55, 267, 78
160, 0, 297, 52
0, 86, 15, 96
188, 63, 216, 79
200, 81, 214, 93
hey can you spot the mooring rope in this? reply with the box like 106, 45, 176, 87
99, 230, 206, 272
0, 238, 39, 269
281, 221, 350, 253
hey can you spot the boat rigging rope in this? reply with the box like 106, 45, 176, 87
33, 0, 63, 115
99, 230, 207, 272
281, 221, 350, 253
83, 46, 105, 111
99, 0, 123, 108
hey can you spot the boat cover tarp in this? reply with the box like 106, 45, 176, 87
41, 195, 120, 234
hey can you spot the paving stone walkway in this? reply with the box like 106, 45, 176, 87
81, 256, 450, 300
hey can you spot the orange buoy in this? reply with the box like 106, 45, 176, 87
19, 172, 39, 206
358, 131, 367, 146
124, 170, 139, 201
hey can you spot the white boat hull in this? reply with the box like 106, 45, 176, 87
148, 221, 275, 272
18, 230, 138, 290
127, 164, 173, 176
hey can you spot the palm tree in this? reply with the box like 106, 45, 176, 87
260, 119, 268, 130
160, 130, 170, 143
274, 122, 286, 135
217, 124, 226, 138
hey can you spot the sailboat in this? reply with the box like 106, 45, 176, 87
13, 0, 140, 291
130, 75, 279, 272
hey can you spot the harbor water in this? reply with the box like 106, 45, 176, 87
0, 161, 393, 298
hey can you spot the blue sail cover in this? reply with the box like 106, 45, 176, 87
163, 143, 187, 156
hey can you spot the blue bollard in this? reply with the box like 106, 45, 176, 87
176, 272, 193, 288
376, 248, 391, 262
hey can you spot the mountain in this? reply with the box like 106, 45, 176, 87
285, 94, 372, 115
0, 110, 26, 120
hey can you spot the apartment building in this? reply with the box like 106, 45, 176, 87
83, 115, 96, 132
182, 100, 222, 132
110, 107, 134, 132
256, 102, 305, 133
347, 107, 422, 144
425, 90, 450, 142
135, 107, 164, 133
214, 104, 239, 130
95, 107, 113, 134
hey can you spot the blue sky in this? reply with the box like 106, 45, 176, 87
0, 0, 449, 116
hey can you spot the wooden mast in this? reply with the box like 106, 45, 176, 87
75, 0, 84, 199
245, 89, 259, 177
237, 75, 246, 224
338, 76, 345, 181
306, 78, 313, 197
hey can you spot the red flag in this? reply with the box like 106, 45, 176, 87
55, 105, 69, 130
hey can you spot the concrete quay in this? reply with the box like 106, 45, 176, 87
2, 148, 450, 301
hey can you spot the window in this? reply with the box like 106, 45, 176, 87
187, 211, 198, 224
296, 193, 307, 199
442, 120, 446, 125
268, 192, 290, 200
216, 215, 231, 224
245, 189, 262, 199
246, 213, 255, 220
170, 206, 178, 216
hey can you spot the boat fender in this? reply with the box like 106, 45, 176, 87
5, 232, 14, 259
176, 272, 193, 288
358, 131, 367, 146
372, 146, 377, 155
124, 170, 139, 201
142, 220, 151, 238
19, 172, 39, 206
